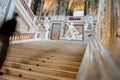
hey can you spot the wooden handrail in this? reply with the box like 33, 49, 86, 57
76, 35, 120, 80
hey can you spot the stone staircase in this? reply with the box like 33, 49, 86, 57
0, 40, 86, 80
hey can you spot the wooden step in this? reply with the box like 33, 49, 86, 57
9, 48, 83, 58
7, 53, 82, 62
4, 61, 77, 78
6, 57, 78, 72
8, 49, 83, 58
0, 74, 32, 80
2, 67, 74, 80
2, 40, 85, 80
6, 57, 80, 69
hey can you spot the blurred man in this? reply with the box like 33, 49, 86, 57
0, 13, 19, 75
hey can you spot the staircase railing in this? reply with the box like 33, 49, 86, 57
10, 32, 41, 44
76, 35, 120, 80
14, 0, 40, 30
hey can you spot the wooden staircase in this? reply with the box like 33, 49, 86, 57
0, 40, 86, 80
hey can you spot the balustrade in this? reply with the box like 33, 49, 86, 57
20, 0, 34, 20
9, 32, 41, 42
17, 0, 40, 28
76, 35, 120, 80
9, 33, 35, 41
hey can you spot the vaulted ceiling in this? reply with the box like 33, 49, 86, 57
43, 0, 55, 11
68, 0, 85, 11
43, 0, 85, 11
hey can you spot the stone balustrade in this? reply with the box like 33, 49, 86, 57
15, 0, 40, 29
39, 15, 98, 22
9, 32, 41, 44
76, 35, 120, 80
20, 0, 34, 20
9, 33, 35, 41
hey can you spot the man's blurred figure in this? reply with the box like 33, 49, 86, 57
0, 13, 19, 75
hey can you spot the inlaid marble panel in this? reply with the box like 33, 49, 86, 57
51, 23, 61, 40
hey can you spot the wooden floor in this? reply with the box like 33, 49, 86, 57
0, 40, 86, 80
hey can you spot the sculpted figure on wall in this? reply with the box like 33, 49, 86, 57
40, 17, 50, 40
44, 17, 50, 31
64, 21, 83, 40
84, 16, 93, 31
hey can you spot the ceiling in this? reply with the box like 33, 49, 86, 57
68, 0, 85, 11
43, 0, 85, 11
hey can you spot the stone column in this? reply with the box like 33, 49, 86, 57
54, 0, 60, 15
65, 1, 69, 16
118, 0, 120, 16
62, 0, 67, 15
84, 1, 87, 16
89, 0, 96, 15
104, 0, 112, 47
40, 0, 44, 16
87, 0, 91, 15
112, 0, 119, 39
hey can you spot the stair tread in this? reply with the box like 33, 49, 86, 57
7, 56, 80, 67
0, 74, 31, 80
5, 61, 77, 74
3, 40, 85, 80
3, 67, 75, 80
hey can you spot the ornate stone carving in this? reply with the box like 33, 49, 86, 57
40, 17, 50, 40
64, 21, 83, 40
84, 16, 94, 31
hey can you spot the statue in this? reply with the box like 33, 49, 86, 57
84, 16, 93, 31
64, 21, 83, 40
42, 17, 50, 40
43, 17, 50, 31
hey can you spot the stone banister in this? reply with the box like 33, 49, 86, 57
14, 0, 40, 31
10, 32, 41, 44
76, 35, 120, 80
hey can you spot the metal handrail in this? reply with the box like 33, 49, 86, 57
76, 35, 120, 80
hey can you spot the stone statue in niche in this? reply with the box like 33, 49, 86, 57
64, 21, 83, 40
84, 16, 93, 31
43, 17, 50, 31
42, 17, 50, 40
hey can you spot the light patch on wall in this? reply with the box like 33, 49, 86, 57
16, 17, 29, 33
73, 11, 84, 16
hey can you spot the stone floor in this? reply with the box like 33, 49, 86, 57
0, 40, 86, 80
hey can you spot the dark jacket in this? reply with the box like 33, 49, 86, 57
0, 18, 17, 37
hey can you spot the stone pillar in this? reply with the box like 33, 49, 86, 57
54, 0, 68, 16
86, 0, 91, 15
40, 0, 44, 16
66, 1, 69, 16
54, 0, 60, 15
84, 1, 87, 16
118, 0, 120, 16
113, 0, 119, 38
89, 0, 96, 15
62, 0, 67, 15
